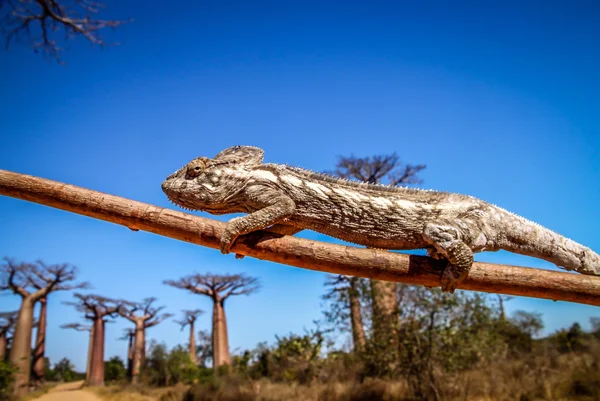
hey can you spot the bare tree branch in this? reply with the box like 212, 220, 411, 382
164, 273, 260, 301
63, 293, 120, 319
0, 258, 31, 297
145, 311, 173, 328
60, 322, 90, 332
327, 153, 425, 186
118, 327, 134, 341
174, 309, 204, 331
117, 297, 172, 328
1, 0, 130, 62
1, 258, 88, 300
0, 310, 18, 335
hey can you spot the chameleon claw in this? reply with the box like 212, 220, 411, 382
219, 237, 232, 255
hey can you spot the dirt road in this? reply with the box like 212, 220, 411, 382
33, 381, 102, 401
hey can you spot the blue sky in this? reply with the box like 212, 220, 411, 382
1, 1, 599, 370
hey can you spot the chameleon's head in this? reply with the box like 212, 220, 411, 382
161, 146, 265, 214
162, 157, 231, 213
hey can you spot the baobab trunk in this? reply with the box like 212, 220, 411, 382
131, 323, 145, 384
88, 318, 105, 386
212, 299, 230, 367
370, 279, 399, 370
349, 277, 366, 353
33, 297, 47, 383
498, 294, 506, 321
371, 280, 398, 336
126, 331, 134, 379
9, 297, 36, 397
86, 326, 94, 383
189, 320, 197, 364
0, 333, 7, 361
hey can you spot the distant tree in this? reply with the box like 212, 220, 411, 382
0, 258, 87, 396
196, 329, 213, 367
164, 273, 260, 368
165, 345, 200, 385
496, 295, 513, 321
327, 153, 425, 370
117, 297, 172, 384
591, 317, 600, 339
63, 294, 119, 386
31, 296, 48, 384
174, 309, 204, 364
322, 275, 367, 353
118, 328, 134, 380
554, 322, 587, 353
1, 0, 129, 62
490, 310, 545, 357
104, 356, 126, 382
0, 311, 18, 361
393, 289, 501, 398
52, 357, 80, 382
270, 328, 326, 384
60, 322, 92, 382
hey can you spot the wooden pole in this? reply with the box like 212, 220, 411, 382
1, 169, 599, 306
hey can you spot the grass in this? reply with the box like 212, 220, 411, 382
86, 343, 600, 401
88, 383, 188, 401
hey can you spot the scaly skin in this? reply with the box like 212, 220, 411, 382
161, 146, 600, 292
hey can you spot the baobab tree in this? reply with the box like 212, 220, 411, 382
164, 273, 260, 367
1, 0, 129, 62
174, 309, 205, 364
118, 328, 135, 380
0, 258, 87, 397
0, 311, 18, 360
64, 294, 119, 386
322, 275, 367, 353
60, 323, 92, 382
31, 260, 90, 384
31, 260, 87, 383
328, 153, 425, 369
31, 296, 48, 383
117, 297, 173, 383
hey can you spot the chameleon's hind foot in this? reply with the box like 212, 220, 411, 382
423, 224, 474, 293
441, 263, 469, 293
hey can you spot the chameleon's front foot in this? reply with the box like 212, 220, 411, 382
220, 218, 247, 259
220, 227, 237, 255
219, 235, 244, 259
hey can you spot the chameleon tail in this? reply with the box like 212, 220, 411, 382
496, 207, 600, 276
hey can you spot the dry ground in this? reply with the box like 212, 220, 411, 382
32, 381, 102, 401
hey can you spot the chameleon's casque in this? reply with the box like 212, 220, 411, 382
162, 145, 600, 292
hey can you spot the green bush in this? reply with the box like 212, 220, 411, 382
105, 356, 127, 382
144, 341, 210, 386
0, 360, 16, 401
51, 357, 83, 382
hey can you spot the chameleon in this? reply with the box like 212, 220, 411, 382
161, 145, 600, 293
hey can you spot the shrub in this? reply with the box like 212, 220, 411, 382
0, 360, 16, 400
105, 356, 127, 383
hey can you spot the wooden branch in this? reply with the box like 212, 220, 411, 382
1, 169, 599, 306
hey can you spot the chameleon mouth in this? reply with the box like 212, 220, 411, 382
167, 198, 200, 212
161, 179, 203, 212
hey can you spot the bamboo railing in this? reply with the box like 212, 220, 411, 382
1, 169, 599, 306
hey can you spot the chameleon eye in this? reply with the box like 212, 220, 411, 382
186, 164, 203, 179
